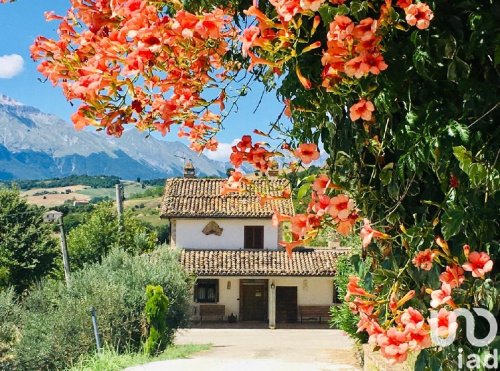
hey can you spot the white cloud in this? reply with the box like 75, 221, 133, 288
0, 54, 24, 79
204, 139, 239, 162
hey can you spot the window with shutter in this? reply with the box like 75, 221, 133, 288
244, 226, 264, 249
195, 279, 219, 303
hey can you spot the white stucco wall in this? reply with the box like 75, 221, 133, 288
190, 276, 334, 321
173, 218, 279, 250
271, 277, 334, 306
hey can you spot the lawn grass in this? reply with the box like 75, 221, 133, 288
69, 344, 211, 371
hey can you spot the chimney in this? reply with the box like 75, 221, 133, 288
268, 160, 279, 177
183, 160, 196, 178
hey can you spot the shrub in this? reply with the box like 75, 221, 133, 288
0, 188, 59, 292
330, 254, 368, 343
144, 285, 170, 356
0, 289, 21, 370
67, 203, 157, 270
11, 247, 192, 370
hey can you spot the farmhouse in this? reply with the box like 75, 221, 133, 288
43, 210, 63, 223
160, 166, 343, 328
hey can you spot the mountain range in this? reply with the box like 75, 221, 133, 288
0, 94, 230, 180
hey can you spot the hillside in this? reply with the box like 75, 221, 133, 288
0, 94, 229, 180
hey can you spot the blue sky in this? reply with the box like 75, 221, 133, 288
0, 1, 286, 161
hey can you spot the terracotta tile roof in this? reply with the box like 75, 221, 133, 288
160, 178, 294, 218
180, 249, 344, 277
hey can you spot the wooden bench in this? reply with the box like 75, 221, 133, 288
199, 304, 225, 322
298, 305, 331, 323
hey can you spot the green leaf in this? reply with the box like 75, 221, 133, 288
296, 183, 310, 201
453, 146, 473, 170
441, 208, 464, 239
488, 169, 500, 193
318, 4, 348, 24
443, 34, 457, 59
413, 49, 432, 79
415, 349, 429, 371
406, 111, 419, 125
447, 56, 471, 83
350, 0, 368, 18
468, 163, 488, 188
429, 356, 442, 371
456, 123, 469, 143
494, 45, 500, 67
380, 163, 394, 186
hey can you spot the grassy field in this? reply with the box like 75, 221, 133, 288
69, 344, 211, 371
22, 182, 159, 208
76, 181, 155, 200
21, 185, 91, 208
21, 181, 166, 226
125, 196, 164, 227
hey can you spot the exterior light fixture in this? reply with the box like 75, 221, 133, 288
270, 282, 275, 289
227, 281, 231, 290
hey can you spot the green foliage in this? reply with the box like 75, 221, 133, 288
0, 188, 58, 292
248, 0, 499, 367
7, 247, 192, 370
68, 344, 211, 371
2, 175, 120, 190
142, 178, 167, 186
67, 203, 157, 270
0, 288, 21, 370
144, 285, 170, 356
129, 185, 164, 199
329, 254, 368, 343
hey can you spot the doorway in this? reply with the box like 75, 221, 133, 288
239, 279, 268, 321
276, 286, 298, 323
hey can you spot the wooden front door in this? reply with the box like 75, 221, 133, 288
276, 286, 298, 323
239, 279, 268, 321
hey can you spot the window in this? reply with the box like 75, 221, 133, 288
244, 226, 264, 249
195, 279, 219, 303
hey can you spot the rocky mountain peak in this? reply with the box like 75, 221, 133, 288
0, 97, 229, 180
0, 94, 23, 106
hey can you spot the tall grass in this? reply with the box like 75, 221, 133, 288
69, 344, 211, 371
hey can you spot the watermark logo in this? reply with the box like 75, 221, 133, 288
430, 308, 498, 347
430, 308, 498, 370
457, 348, 498, 370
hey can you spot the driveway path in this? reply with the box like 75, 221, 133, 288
127, 328, 361, 371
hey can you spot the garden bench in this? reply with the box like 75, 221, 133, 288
298, 305, 331, 323
199, 304, 225, 322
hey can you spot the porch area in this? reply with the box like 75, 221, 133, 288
190, 276, 340, 329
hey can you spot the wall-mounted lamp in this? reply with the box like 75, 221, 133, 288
227, 281, 231, 290
270, 282, 275, 289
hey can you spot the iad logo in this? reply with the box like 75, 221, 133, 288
430, 308, 497, 347
457, 348, 498, 370
430, 308, 498, 370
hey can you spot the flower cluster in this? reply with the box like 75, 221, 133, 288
220, 170, 248, 196
346, 239, 495, 364
279, 172, 358, 254
31, 0, 236, 152
241, 0, 433, 124
229, 135, 276, 172
322, 15, 387, 90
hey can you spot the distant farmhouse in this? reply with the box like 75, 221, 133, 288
43, 210, 63, 223
160, 163, 344, 328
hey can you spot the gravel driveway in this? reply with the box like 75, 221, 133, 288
127, 328, 361, 371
